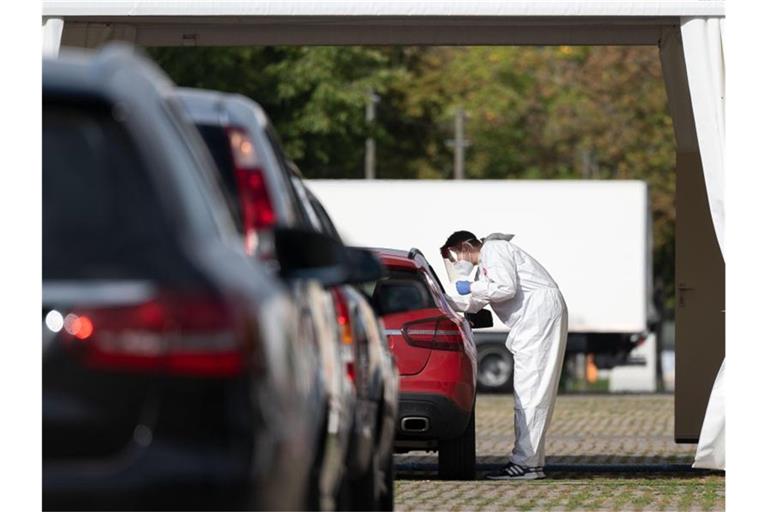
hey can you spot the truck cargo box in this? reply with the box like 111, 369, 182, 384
307, 179, 654, 337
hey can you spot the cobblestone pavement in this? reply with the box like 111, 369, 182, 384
394, 394, 724, 511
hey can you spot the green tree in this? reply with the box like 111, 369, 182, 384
150, 46, 424, 178
396, 46, 676, 306
148, 45, 676, 308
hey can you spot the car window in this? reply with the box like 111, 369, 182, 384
195, 124, 242, 226
265, 125, 291, 169
291, 176, 323, 231
43, 103, 176, 280
162, 98, 241, 245
420, 268, 453, 311
264, 126, 310, 226
309, 194, 342, 241
427, 264, 447, 293
368, 269, 436, 315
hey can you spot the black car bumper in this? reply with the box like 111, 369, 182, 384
44, 439, 254, 511
395, 392, 472, 445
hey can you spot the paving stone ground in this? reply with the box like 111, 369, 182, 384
394, 394, 724, 511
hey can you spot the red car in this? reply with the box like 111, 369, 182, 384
367, 248, 480, 480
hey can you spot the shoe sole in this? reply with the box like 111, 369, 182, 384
486, 472, 546, 481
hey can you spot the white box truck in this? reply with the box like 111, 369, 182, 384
306, 179, 658, 391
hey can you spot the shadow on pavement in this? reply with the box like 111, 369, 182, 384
395, 454, 724, 480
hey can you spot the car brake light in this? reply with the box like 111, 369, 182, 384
332, 288, 356, 383
59, 293, 245, 377
402, 316, 464, 351
226, 127, 276, 254
64, 313, 94, 340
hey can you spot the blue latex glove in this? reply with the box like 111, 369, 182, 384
456, 280, 472, 295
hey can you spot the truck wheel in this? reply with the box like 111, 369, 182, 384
477, 344, 514, 393
438, 407, 476, 480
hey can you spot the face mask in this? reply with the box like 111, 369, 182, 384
453, 260, 474, 278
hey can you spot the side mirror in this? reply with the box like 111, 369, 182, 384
273, 227, 349, 287
343, 247, 384, 285
466, 308, 493, 329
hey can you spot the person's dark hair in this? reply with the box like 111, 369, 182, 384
442, 230, 481, 251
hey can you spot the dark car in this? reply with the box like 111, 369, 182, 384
43, 45, 353, 511
175, 88, 362, 510
292, 174, 399, 510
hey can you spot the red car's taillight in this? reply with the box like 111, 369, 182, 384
331, 288, 356, 383
59, 293, 245, 377
401, 316, 464, 351
226, 127, 276, 255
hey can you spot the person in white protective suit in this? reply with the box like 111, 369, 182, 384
440, 231, 568, 480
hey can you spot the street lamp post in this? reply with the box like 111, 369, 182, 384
364, 90, 380, 180
446, 106, 470, 180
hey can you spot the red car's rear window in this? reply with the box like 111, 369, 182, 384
369, 269, 435, 315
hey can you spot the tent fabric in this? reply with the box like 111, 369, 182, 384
42, 1, 726, 18
681, 16, 725, 471
42, 17, 64, 57
682, 16, 725, 255
42, 1, 725, 47
692, 361, 725, 469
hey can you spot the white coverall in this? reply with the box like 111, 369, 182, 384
455, 234, 568, 468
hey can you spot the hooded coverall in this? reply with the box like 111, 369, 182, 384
460, 234, 568, 468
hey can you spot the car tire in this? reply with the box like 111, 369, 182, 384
377, 452, 395, 511
306, 412, 328, 511
343, 445, 395, 511
477, 343, 515, 393
347, 454, 377, 511
306, 462, 322, 511
438, 406, 476, 480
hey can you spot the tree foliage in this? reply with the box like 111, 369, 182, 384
148, 45, 676, 308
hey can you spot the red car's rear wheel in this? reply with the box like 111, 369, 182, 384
438, 406, 476, 480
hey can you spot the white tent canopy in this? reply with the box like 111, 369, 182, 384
43, 1, 724, 48
40, 1, 726, 16
41, 0, 726, 470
